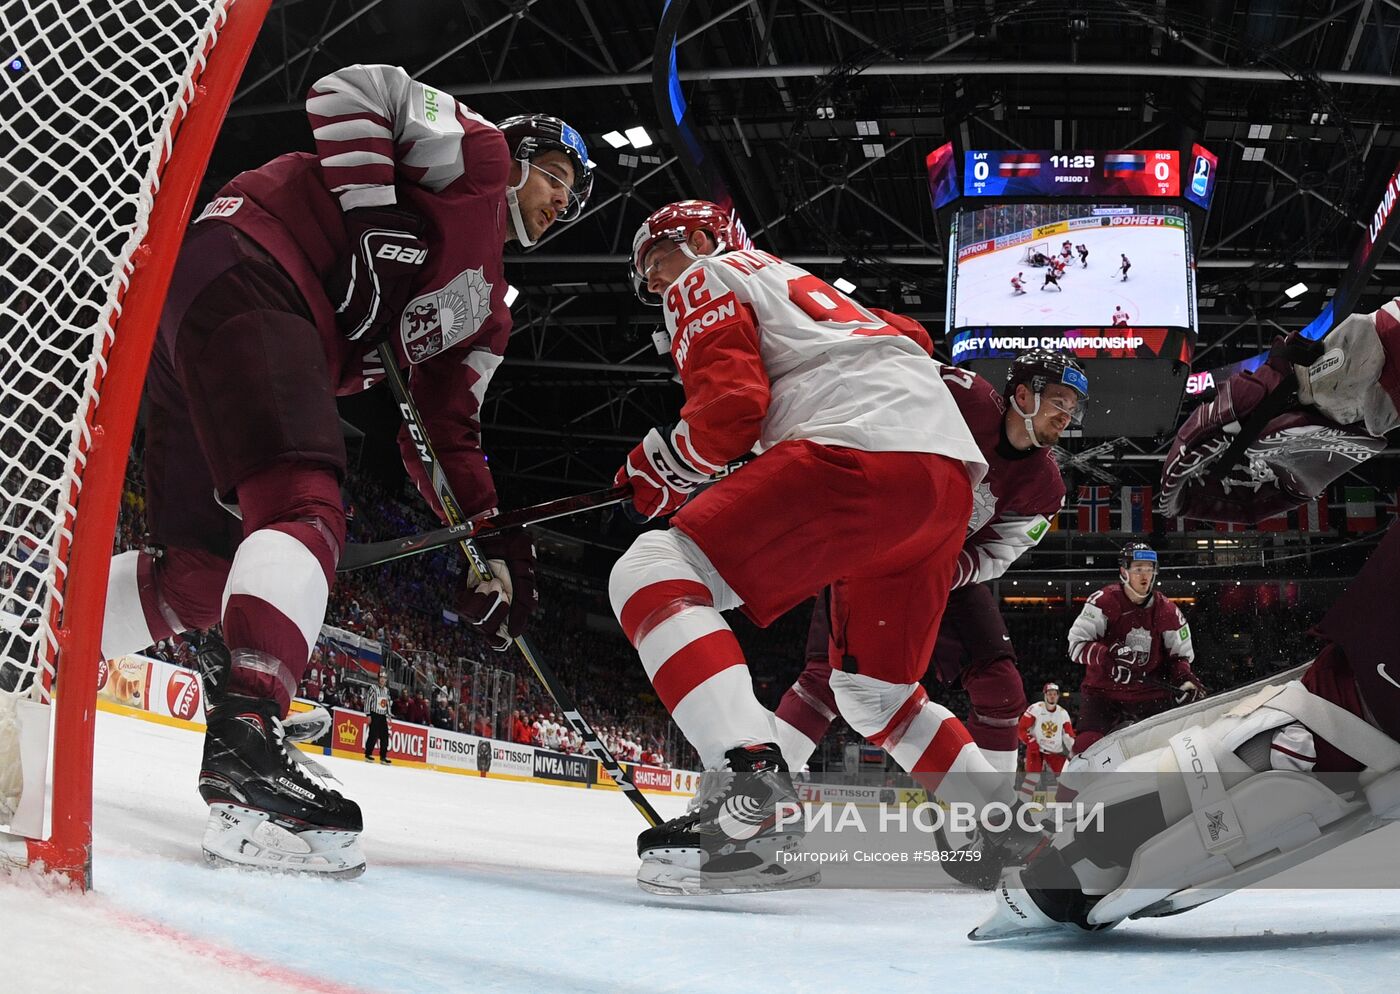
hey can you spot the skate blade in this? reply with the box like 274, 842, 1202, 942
637, 864, 821, 896
203, 804, 365, 879
636, 841, 820, 896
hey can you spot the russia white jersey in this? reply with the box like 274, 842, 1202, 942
1023, 702, 1074, 754
664, 250, 986, 481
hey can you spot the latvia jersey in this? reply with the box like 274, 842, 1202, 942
193, 64, 510, 518
1018, 701, 1075, 754
658, 250, 985, 478
1068, 585, 1197, 701
936, 369, 1065, 588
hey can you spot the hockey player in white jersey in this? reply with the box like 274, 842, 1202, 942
608, 199, 1031, 895
1017, 682, 1075, 802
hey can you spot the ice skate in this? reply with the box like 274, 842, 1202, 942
198, 694, 365, 878
934, 805, 1047, 890
189, 627, 231, 707
635, 744, 818, 896
969, 867, 1116, 941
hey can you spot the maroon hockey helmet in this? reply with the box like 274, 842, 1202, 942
630, 200, 747, 305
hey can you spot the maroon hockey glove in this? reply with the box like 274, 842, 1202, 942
455, 528, 538, 652
1085, 642, 1148, 686
1160, 336, 1384, 524
1174, 678, 1207, 705
328, 206, 429, 343
616, 425, 713, 521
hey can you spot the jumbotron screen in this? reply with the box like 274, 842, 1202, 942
947, 202, 1194, 331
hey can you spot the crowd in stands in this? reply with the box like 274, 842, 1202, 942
107, 443, 1341, 778
112, 464, 683, 766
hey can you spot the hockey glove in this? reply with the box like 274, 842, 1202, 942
1083, 642, 1148, 685
1175, 680, 1207, 705
328, 206, 429, 342
455, 528, 538, 652
616, 425, 713, 521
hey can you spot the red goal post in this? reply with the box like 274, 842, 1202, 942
0, 0, 271, 888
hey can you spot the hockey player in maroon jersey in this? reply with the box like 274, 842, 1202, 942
1010, 272, 1026, 295
1042, 268, 1062, 291
1119, 253, 1132, 281
775, 349, 1084, 776
1016, 682, 1074, 802
608, 199, 1014, 895
1066, 543, 1205, 759
96, 64, 593, 875
1076, 243, 1088, 267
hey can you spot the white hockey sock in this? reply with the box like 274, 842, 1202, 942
610, 530, 776, 770
102, 550, 184, 660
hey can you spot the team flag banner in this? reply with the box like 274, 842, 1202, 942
1119, 486, 1153, 533
1077, 486, 1112, 532
1343, 486, 1378, 532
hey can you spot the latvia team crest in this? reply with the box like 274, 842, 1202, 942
966, 479, 998, 534
401, 267, 494, 363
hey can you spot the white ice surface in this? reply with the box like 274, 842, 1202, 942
5, 710, 1400, 994
953, 225, 1192, 328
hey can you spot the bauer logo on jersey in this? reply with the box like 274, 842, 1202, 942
194, 196, 243, 222
401, 267, 495, 363
672, 293, 739, 371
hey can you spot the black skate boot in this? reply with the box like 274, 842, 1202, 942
189, 627, 230, 707
191, 629, 331, 744
935, 802, 1047, 891
635, 743, 818, 896
198, 694, 365, 877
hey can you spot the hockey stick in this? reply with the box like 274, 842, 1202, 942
374, 344, 662, 827
338, 485, 628, 573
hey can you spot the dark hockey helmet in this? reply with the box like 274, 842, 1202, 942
1119, 541, 1159, 598
499, 114, 594, 246
1006, 348, 1089, 423
630, 199, 748, 305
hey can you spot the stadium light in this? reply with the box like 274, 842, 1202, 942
503, 285, 519, 307
601, 131, 628, 148
1284, 282, 1308, 299
833, 276, 857, 294
624, 126, 652, 149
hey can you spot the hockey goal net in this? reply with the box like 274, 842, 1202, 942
1020, 241, 1051, 266
0, 0, 270, 887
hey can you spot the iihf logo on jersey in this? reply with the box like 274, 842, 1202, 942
401, 267, 494, 363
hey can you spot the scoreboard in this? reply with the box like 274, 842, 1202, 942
964, 149, 1181, 199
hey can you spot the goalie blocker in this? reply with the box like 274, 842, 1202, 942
971, 520, 1400, 940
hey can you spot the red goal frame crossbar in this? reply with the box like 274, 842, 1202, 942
25, 0, 273, 889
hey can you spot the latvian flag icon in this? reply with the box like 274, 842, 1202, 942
1104, 152, 1146, 173
998, 153, 1041, 175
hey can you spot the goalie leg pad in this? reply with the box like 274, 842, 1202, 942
1090, 769, 1368, 925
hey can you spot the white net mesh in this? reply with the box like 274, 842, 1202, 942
0, 0, 231, 717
